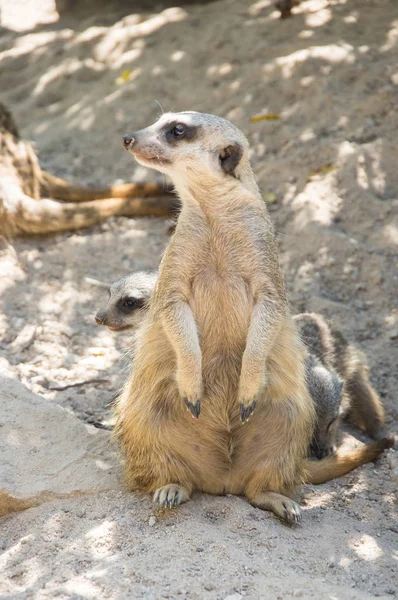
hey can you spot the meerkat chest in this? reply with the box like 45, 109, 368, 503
190, 267, 253, 351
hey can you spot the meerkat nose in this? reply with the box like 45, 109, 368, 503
123, 134, 135, 150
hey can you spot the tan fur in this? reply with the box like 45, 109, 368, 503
114, 112, 316, 523
305, 436, 394, 484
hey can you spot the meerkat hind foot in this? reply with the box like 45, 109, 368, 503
153, 484, 191, 508
249, 491, 302, 525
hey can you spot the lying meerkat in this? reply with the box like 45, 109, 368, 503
295, 313, 386, 442
113, 112, 391, 524
94, 269, 343, 459
304, 353, 342, 459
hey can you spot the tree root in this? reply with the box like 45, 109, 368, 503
40, 170, 172, 202
0, 101, 178, 237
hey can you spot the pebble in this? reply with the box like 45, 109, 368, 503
387, 453, 397, 471
20, 535, 34, 545
148, 516, 157, 527
293, 591, 303, 598
204, 583, 215, 591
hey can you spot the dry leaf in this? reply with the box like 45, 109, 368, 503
115, 70, 133, 85
309, 164, 336, 178
263, 192, 278, 204
250, 113, 281, 123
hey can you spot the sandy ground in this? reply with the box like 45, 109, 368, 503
0, 0, 397, 598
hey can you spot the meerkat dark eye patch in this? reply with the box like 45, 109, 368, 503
219, 143, 243, 175
164, 122, 200, 144
119, 297, 146, 312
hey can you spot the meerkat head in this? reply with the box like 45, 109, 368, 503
95, 271, 157, 331
306, 355, 344, 459
123, 111, 257, 191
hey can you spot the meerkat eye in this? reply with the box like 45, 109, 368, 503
326, 418, 337, 431
172, 124, 186, 137
123, 297, 138, 308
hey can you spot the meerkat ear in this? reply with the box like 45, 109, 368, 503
219, 143, 243, 176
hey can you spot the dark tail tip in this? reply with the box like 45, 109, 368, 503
382, 434, 395, 450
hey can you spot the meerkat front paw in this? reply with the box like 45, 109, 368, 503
184, 397, 201, 418
238, 370, 267, 423
176, 367, 203, 419
176, 366, 203, 419
239, 399, 257, 423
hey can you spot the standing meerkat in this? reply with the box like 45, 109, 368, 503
94, 270, 342, 458
114, 112, 391, 523
94, 271, 387, 461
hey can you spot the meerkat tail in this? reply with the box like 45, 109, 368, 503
344, 371, 386, 439
40, 170, 172, 202
305, 436, 394, 485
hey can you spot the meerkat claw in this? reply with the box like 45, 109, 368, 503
184, 398, 201, 419
282, 501, 302, 525
240, 401, 256, 423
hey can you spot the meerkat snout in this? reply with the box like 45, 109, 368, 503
95, 312, 106, 325
123, 134, 135, 150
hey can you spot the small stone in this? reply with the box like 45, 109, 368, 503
204, 583, 215, 591
328, 560, 335, 568
76, 508, 86, 518
148, 516, 157, 527
388, 329, 398, 340
354, 299, 367, 310
196, 547, 204, 552
20, 535, 33, 545
293, 591, 303, 598
387, 453, 397, 470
